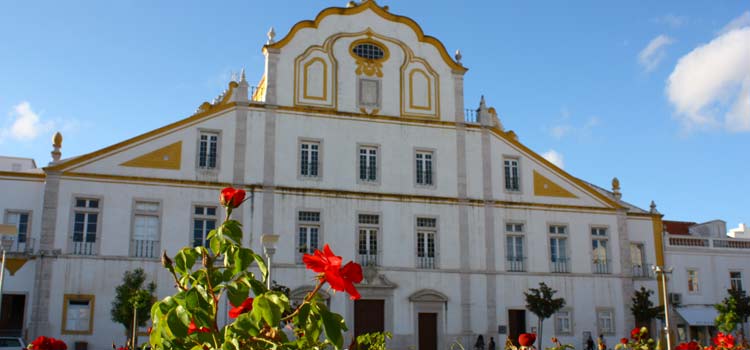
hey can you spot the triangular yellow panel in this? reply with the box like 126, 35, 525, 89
533, 170, 578, 198
5, 258, 29, 276
120, 141, 182, 170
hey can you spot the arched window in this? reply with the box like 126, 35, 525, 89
352, 42, 385, 60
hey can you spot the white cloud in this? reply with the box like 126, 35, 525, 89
542, 150, 564, 169
638, 34, 674, 72
653, 14, 688, 28
0, 101, 54, 142
666, 27, 750, 132
719, 11, 750, 35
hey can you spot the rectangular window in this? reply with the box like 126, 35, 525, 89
504, 158, 520, 191
72, 198, 99, 255
555, 310, 572, 334
415, 151, 434, 186
597, 310, 615, 334
550, 225, 569, 273
506, 235, 525, 272
300, 141, 320, 178
687, 269, 699, 293
359, 79, 380, 107
358, 214, 379, 266
193, 205, 217, 248
297, 211, 321, 262
630, 243, 648, 277
132, 201, 160, 258
4, 211, 30, 245
730, 271, 743, 291
198, 131, 219, 169
549, 225, 567, 234
506, 223, 524, 233
416, 217, 436, 269
62, 295, 94, 334
358, 146, 378, 182
592, 227, 609, 274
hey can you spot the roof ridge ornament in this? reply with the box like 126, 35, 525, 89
455, 49, 462, 64
51, 131, 63, 162
650, 200, 659, 214
267, 27, 276, 45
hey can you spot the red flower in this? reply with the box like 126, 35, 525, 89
117, 347, 129, 350
228, 297, 254, 318
519, 333, 537, 347
713, 333, 735, 348
30, 337, 67, 350
675, 342, 700, 350
621, 338, 629, 345
187, 320, 211, 334
302, 244, 363, 300
220, 187, 246, 209
551, 337, 559, 344
52, 340, 67, 350
631, 327, 642, 340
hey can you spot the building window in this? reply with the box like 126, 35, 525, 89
555, 310, 572, 334
357, 214, 379, 266
597, 309, 615, 334
4, 211, 30, 250
630, 243, 649, 278
198, 131, 219, 169
416, 217, 436, 269
549, 225, 568, 273
687, 269, 699, 293
730, 271, 743, 291
415, 151, 434, 186
358, 146, 378, 182
132, 201, 160, 258
504, 158, 520, 191
352, 43, 385, 60
62, 295, 94, 334
72, 198, 99, 255
297, 211, 321, 263
591, 227, 610, 274
506, 223, 525, 272
300, 141, 320, 178
193, 205, 217, 248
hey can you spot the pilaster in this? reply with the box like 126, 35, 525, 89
30, 171, 61, 338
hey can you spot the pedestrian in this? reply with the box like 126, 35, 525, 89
488, 337, 496, 350
598, 334, 607, 350
475, 334, 485, 350
586, 335, 595, 350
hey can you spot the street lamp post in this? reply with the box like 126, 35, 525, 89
652, 265, 674, 350
0, 224, 18, 317
261, 234, 280, 290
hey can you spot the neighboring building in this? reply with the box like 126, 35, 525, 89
663, 219, 750, 345
0, 1, 666, 349
727, 223, 750, 239
0, 156, 38, 172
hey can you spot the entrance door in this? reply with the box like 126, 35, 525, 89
508, 309, 526, 346
0, 294, 25, 337
354, 299, 385, 337
418, 313, 437, 350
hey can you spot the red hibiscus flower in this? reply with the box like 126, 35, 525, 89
30, 336, 67, 350
187, 320, 211, 334
621, 338, 629, 345
676, 342, 700, 350
302, 244, 363, 300
519, 333, 537, 347
713, 333, 735, 348
228, 297, 254, 318
220, 187, 246, 209
52, 340, 67, 350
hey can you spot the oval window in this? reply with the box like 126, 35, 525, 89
352, 43, 385, 60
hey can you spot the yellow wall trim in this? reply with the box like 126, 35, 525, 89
533, 170, 578, 198
0, 171, 46, 181
61, 294, 96, 335
119, 141, 182, 170
302, 57, 329, 100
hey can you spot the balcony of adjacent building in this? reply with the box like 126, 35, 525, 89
666, 235, 750, 250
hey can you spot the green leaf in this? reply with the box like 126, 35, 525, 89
253, 253, 268, 281
253, 294, 282, 326
185, 289, 200, 310
223, 220, 243, 244
320, 308, 344, 349
232, 248, 254, 275
210, 234, 222, 256
295, 303, 311, 325
174, 249, 197, 275
227, 283, 250, 308
167, 307, 189, 338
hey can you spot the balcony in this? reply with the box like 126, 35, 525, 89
632, 264, 653, 278
72, 241, 96, 256
592, 259, 611, 274
667, 235, 750, 250
506, 257, 526, 272
3, 238, 36, 254
132, 239, 159, 258
417, 256, 435, 269
464, 109, 478, 123
550, 258, 570, 273
415, 170, 434, 186
357, 254, 379, 267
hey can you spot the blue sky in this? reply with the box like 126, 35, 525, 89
0, 1, 748, 227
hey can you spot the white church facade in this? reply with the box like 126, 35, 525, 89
0, 1, 670, 349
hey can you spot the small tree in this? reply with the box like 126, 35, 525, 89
631, 287, 660, 328
525, 282, 566, 348
715, 287, 750, 334
111, 268, 157, 343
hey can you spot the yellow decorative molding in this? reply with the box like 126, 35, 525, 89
408, 68, 432, 110
533, 170, 578, 198
303, 57, 328, 100
5, 258, 29, 276
252, 75, 266, 102
119, 141, 182, 170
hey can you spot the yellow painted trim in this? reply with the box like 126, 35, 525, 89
252, 75, 266, 102
294, 46, 336, 109
0, 171, 46, 181
61, 294, 96, 335
276, 105, 454, 128
651, 214, 666, 305
408, 69, 432, 111
62, 172, 232, 189
401, 57, 440, 119
119, 141, 182, 170
533, 170, 578, 198
4, 257, 29, 276
265, 1, 467, 73
302, 57, 328, 101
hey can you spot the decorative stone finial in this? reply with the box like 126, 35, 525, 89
51, 131, 63, 162
346, 1, 357, 7
454, 49, 462, 64
649, 200, 659, 214
267, 27, 276, 45
240, 68, 246, 83
479, 95, 486, 109
612, 177, 621, 199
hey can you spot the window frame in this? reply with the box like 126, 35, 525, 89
196, 128, 222, 171
296, 209, 323, 263
191, 203, 219, 248
730, 271, 743, 291
503, 157, 521, 192
69, 195, 103, 256
590, 225, 610, 274
596, 308, 615, 335
415, 216, 439, 269
548, 223, 569, 273
356, 211, 382, 266
357, 78, 382, 110
3, 209, 32, 246
414, 148, 436, 188
130, 199, 162, 258
298, 138, 323, 180
554, 309, 573, 335
61, 294, 95, 335
505, 221, 526, 272
687, 268, 700, 294
356, 143, 381, 185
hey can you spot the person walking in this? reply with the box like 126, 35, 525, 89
475, 335, 485, 350
598, 334, 607, 350
586, 335, 595, 350
488, 337, 496, 350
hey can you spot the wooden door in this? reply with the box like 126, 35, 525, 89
418, 313, 437, 350
0, 294, 25, 337
508, 309, 526, 346
354, 299, 385, 337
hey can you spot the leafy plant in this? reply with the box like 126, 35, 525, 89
525, 282, 566, 349
630, 287, 660, 328
110, 268, 156, 341
715, 287, 750, 334
353, 331, 392, 350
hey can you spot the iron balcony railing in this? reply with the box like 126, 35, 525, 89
72, 241, 96, 256
464, 109, 478, 123
667, 235, 750, 250
5, 238, 35, 254
417, 256, 436, 269
415, 170, 434, 186
592, 259, 611, 274
132, 239, 159, 258
357, 253, 379, 267
506, 257, 526, 272
550, 258, 570, 273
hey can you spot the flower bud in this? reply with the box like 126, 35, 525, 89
161, 250, 173, 269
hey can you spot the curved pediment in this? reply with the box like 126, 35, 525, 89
290, 285, 331, 300
409, 289, 449, 303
